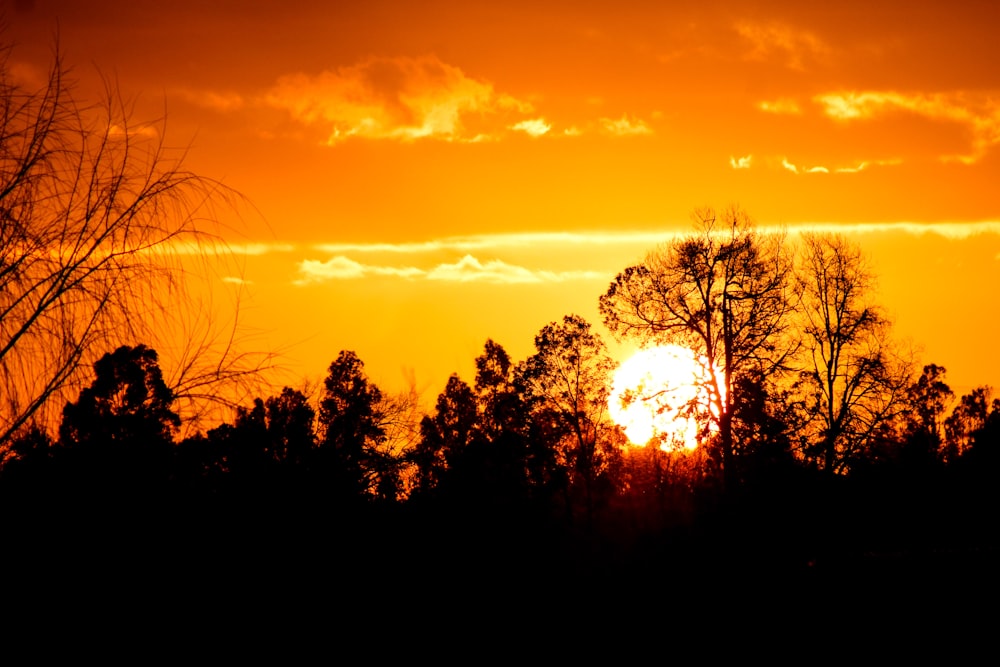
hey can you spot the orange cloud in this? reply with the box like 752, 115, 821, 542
600, 115, 652, 136
730, 155, 752, 169
294, 252, 604, 285
425, 255, 602, 284
758, 98, 801, 114
780, 157, 901, 175
176, 89, 246, 112
735, 21, 830, 70
295, 256, 424, 284
264, 56, 532, 144
510, 118, 551, 137
814, 91, 1000, 162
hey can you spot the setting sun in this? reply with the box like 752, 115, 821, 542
608, 344, 722, 451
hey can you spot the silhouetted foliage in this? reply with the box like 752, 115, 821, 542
53, 344, 179, 501
317, 350, 402, 503
0, 38, 255, 446
414, 373, 478, 494
59, 344, 180, 450
944, 386, 993, 462
795, 233, 910, 474
898, 364, 954, 467
600, 206, 795, 490
517, 314, 621, 523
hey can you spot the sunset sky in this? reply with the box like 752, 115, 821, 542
6, 0, 1000, 403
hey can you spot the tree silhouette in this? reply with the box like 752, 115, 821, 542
0, 38, 259, 448
517, 314, 620, 522
944, 386, 993, 462
57, 344, 179, 495
317, 350, 398, 502
600, 206, 795, 490
414, 374, 478, 493
900, 364, 954, 466
795, 233, 911, 474
59, 344, 180, 449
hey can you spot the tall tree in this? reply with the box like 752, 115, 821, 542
944, 386, 993, 462
900, 364, 954, 465
517, 314, 620, 520
414, 374, 478, 493
317, 350, 400, 502
795, 233, 910, 474
599, 206, 795, 489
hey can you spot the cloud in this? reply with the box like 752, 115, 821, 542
295, 256, 425, 284
222, 276, 252, 285
814, 91, 1000, 162
106, 124, 158, 139
426, 255, 602, 284
778, 221, 1000, 239
600, 115, 652, 136
730, 155, 752, 169
735, 21, 830, 70
314, 231, 688, 255
780, 157, 895, 174
835, 162, 868, 174
510, 118, 551, 137
758, 98, 801, 115
176, 89, 246, 112
264, 55, 533, 144
294, 251, 605, 286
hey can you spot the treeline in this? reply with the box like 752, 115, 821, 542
2, 321, 998, 587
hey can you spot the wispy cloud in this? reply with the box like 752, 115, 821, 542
264, 55, 532, 144
735, 21, 830, 70
758, 98, 801, 114
426, 255, 603, 284
295, 252, 605, 286
510, 118, 551, 137
295, 256, 424, 284
814, 91, 1000, 163
600, 115, 652, 136
780, 157, 898, 174
176, 88, 246, 112
313, 231, 686, 255
777, 221, 1000, 239
730, 154, 752, 169
107, 124, 158, 139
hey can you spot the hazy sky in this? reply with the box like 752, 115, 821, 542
6, 0, 1000, 400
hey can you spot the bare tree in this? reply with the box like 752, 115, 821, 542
599, 206, 796, 489
0, 41, 265, 444
795, 233, 911, 474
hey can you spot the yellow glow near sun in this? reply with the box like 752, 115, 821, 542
608, 344, 722, 451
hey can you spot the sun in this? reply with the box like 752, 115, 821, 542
608, 344, 722, 451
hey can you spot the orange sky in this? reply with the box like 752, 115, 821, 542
6, 0, 1000, 404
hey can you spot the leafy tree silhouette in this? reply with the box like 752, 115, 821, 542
414, 373, 478, 494
59, 344, 180, 450
317, 350, 395, 503
517, 314, 620, 524
0, 38, 259, 445
600, 206, 795, 491
57, 344, 180, 504
944, 386, 993, 462
899, 364, 954, 467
